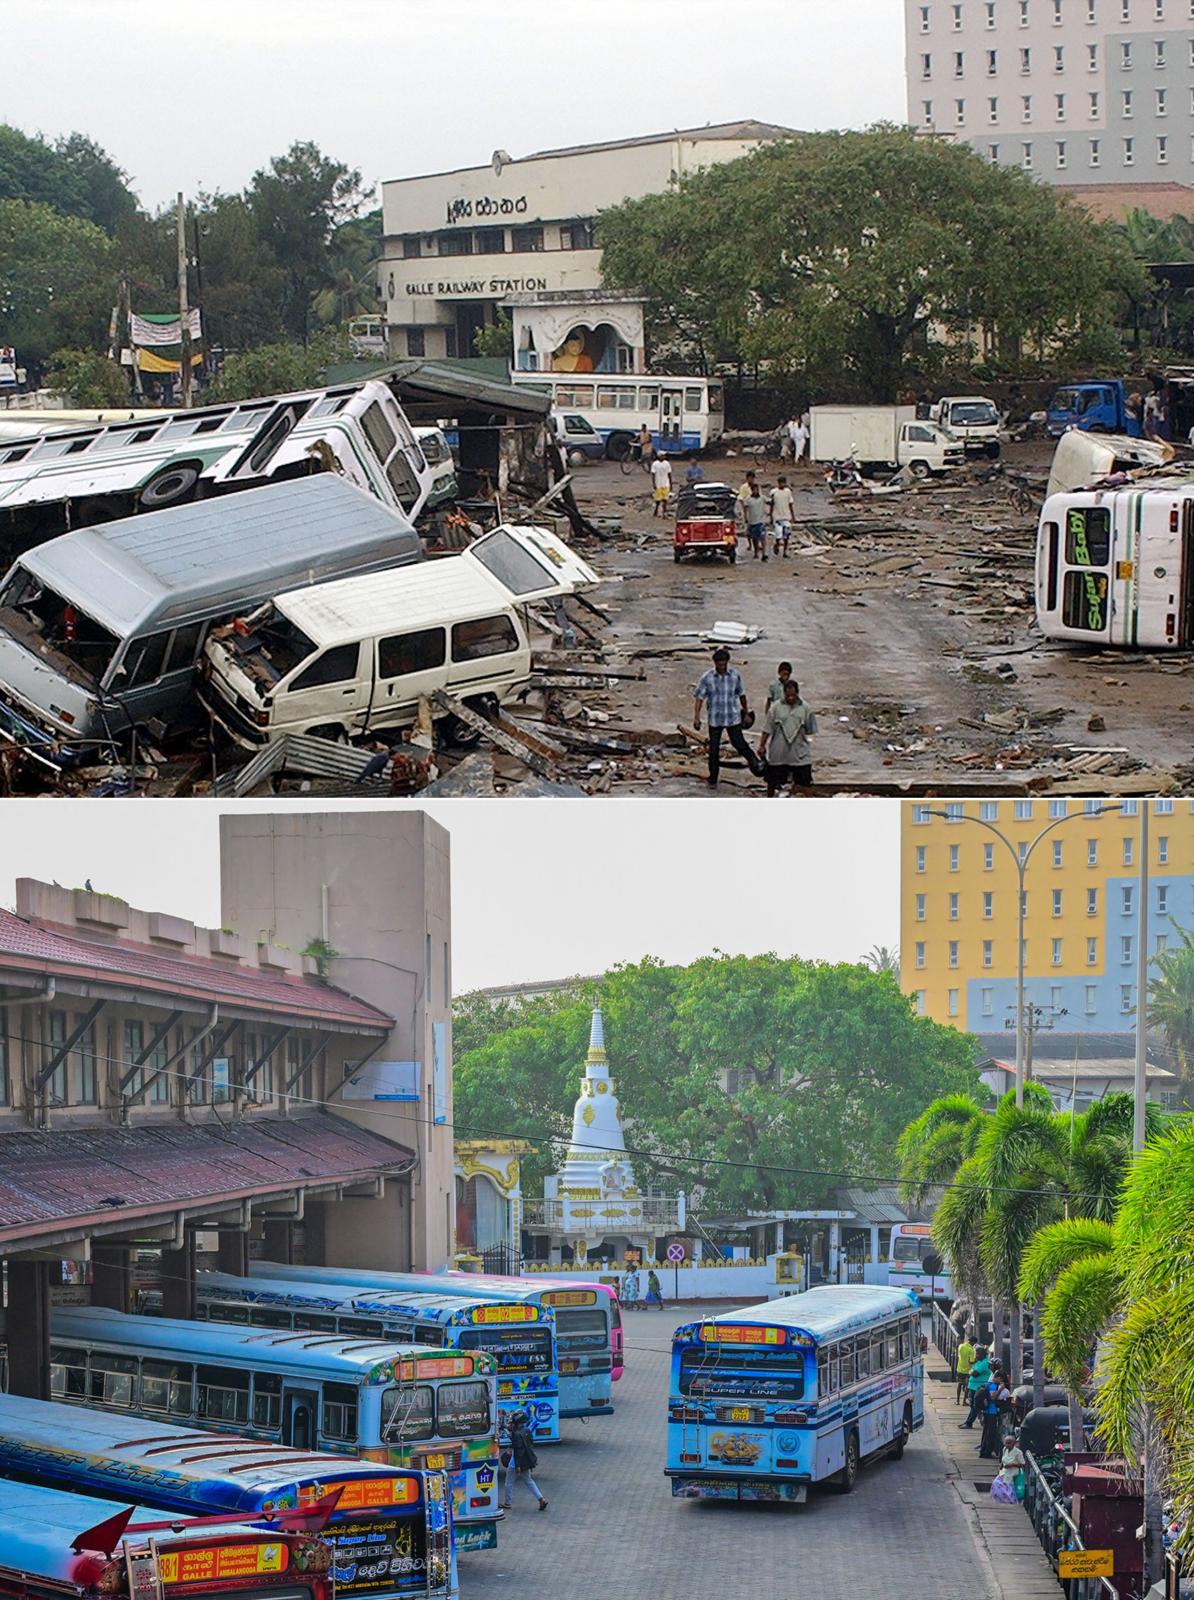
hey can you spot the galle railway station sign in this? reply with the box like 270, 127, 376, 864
404, 277, 550, 297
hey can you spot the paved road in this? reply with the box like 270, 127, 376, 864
459, 1302, 993, 1600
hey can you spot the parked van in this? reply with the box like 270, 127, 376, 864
200, 524, 599, 746
0, 475, 423, 767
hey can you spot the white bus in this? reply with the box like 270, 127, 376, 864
0, 380, 433, 560
886, 1224, 951, 1302
1036, 486, 1194, 648
510, 372, 724, 458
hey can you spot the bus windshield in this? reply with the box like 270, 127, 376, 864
553, 1309, 608, 1349
457, 1325, 553, 1373
678, 1349, 806, 1402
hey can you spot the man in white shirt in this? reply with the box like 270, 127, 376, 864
769, 475, 796, 557
793, 418, 810, 464
651, 453, 673, 517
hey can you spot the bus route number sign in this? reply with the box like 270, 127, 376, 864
471, 1304, 536, 1324
544, 1290, 596, 1306
698, 1325, 786, 1346
1058, 1551, 1113, 1579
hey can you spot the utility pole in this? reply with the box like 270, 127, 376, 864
176, 192, 192, 409
1134, 801, 1150, 1155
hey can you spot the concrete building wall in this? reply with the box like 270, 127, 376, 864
218, 811, 455, 1271
905, 0, 1194, 185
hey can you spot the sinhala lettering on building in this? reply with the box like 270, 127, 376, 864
446, 196, 529, 223
405, 278, 550, 297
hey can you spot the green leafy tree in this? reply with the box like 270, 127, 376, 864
1019, 1217, 1117, 1445
204, 329, 350, 402
0, 125, 137, 234
472, 311, 514, 360
44, 347, 130, 406
599, 127, 1145, 400
312, 210, 382, 329
1148, 924, 1194, 1106
247, 142, 370, 341
453, 955, 981, 1213
0, 200, 116, 372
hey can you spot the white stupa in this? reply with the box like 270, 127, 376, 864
543, 1006, 648, 1260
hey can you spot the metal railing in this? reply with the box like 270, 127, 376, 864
1022, 1450, 1119, 1600
520, 1196, 682, 1230
933, 1302, 960, 1372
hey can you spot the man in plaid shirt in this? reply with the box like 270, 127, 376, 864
693, 647, 763, 788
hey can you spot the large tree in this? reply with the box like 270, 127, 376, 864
598, 126, 1145, 399
0, 125, 138, 234
453, 955, 981, 1212
0, 199, 117, 371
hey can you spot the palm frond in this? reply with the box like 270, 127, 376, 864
1018, 1217, 1116, 1306
1094, 1290, 1174, 1459
979, 1172, 1062, 1302
977, 1098, 1068, 1188
932, 1155, 989, 1302
1041, 1253, 1118, 1392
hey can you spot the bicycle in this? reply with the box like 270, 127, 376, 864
976, 461, 1038, 517
619, 445, 653, 478
752, 434, 787, 469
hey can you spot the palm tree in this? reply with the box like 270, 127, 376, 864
896, 1093, 987, 1210
861, 944, 900, 982
1019, 1217, 1117, 1445
1148, 924, 1194, 1106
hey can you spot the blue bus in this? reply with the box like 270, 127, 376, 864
0, 1478, 337, 1600
0, 1393, 455, 1598
44, 1306, 496, 1555
193, 1273, 561, 1444
241, 1262, 613, 1421
665, 1286, 924, 1504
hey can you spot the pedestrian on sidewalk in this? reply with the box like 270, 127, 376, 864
757, 678, 817, 795
767, 661, 793, 708
959, 1346, 991, 1429
693, 648, 764, 789
502, 1411, 548, 1512
637, 422, 654, 467
955, 1329, 976, 1405
742, 485, 768, 560
651, 453, 673, 517
645, 1269, 664, 1309
979, 1366, 1013, 1459
622, 1264, 640, 1309
769, 475, 795, 557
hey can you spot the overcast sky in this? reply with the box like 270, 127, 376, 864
0, 801, 900, 992
4, 1, 907, 211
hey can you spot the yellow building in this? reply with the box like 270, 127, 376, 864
899, 799, 1194, 1032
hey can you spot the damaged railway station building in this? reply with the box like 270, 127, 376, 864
0, 809, 455, 1397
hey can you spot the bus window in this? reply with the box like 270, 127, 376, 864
1044, 521, 1060, 612
855, 1338, 871, 1381
249, 1307, 294, 1329
596, 386, 636, 410
1062, 570, 1109, 631
891, 1236, 923, 1263
638, 386, 659, 409
685, 388, 702, 412
838, 1340, 856, 1388
141, 1358, 194, 1417
212, 1302, 250, 1324
339, 1316, 386, 1337
321, 1381, 359, 1442
49, 1345, 87, 1400
197, 1363, 250, 1423
886, 1331, 900, 1367
360, 402, 398, 466
438, 1380, 491, 1438
253, 1372, 283, 1430
823, 1345, 839, 1395
707, 383, 724, 413
382, 1383, 435, 1441
870, 1334, 885, 1372
293, 1312, 338, 1332
1065, 506, 1111, 566
555, 385, 594, 406
89, 1353, 137, 1408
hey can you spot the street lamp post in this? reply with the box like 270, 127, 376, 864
925, 804, 1122, 1109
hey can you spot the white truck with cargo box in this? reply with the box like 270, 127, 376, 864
929, 395, 1002, 458
0, 474, 423, 769
200, 523, 600, 748
809, 405, 964, 477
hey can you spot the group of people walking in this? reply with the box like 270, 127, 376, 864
735, 470, 797, 560
621, 1265, 663, 1309
693, 653, 817, 793
954, 1328, 1025, 1497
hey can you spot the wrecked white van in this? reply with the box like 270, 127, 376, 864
199, 524, 598, 746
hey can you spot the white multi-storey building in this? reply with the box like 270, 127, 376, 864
905, 0, 1194, 194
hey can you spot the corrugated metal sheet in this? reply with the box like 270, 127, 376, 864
0, 1115, 414, 1241
215, 735, 381, 798
0, 908, 391, 1028
19, 476, 420, 637
835, 1186, 916, 1225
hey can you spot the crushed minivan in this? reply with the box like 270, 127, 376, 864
0, 474, 423, 765
199, 524, 599, 747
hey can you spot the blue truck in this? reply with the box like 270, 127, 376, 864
1046, 379, 1144, 438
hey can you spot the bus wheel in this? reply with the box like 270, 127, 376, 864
140, 463, 200, 508
834, 1430, 860, 1492
892, 1404, 913, 1460
606, 433, 632, 462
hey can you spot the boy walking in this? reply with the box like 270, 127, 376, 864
651, 453, 672, 517
742, 484, 768, 560
769, 475, 796, 557
502, 1410, 548, 1512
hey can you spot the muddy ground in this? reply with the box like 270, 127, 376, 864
526, 441, 1194, 798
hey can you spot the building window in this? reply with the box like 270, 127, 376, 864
1124, 135, 1136, 165
1084, 799, 1103, 815
949, 940, 959, 968
988, 47, 999, 72
923, 52, 934, 77
511, 226, 544, 252
1018, 841, 1029, 864
983, 891, 994, 918
1189, 41, 1194, 69
913, 805, 931, 824
916, 894, 927, 921
0, 1005, 7, 1104
955, 48, 965, 75
916, 845, 927, 872
46, 1010, 67, 1104
916, 991, 927, 1014
1086, 983, 1098, 1012
945, 802, 964, 822
1049, 799, 1068, 819
436, 230, 473, 257
989, 142, 1001, 161
921, 3, 932, 27
1022, 94, 1032, 123
1088, 838, 1098, 865
1090, 137, 1101, 165
987, 2, 997, 25
148, 1030, 170, 1104
1123, 885, 1135, 915
1053, 840, 1064, 866
949, 893, 960, 920
77, 1024, 97, 1106
1121, 984, 1133, 1013
1158, 835, 1169, 864
1157, 87, 1168, 115
950, 844, 960, 871
981, 801, 998, 821
1156, 932, 1169, 954
924, 99, 935, 126
1158, 884, 1169, 915
402, 235, 421, 259
1054, 45, 1065, 71
990, 95, 1000, 122
1053, 888, 1064, 916
1122, 935, 1134, 964
1020, 0, 1030, 19
984, 843, 995, 870
957, 97, 967, 125
1159, 134, 1170, 163
1122, 0, 1131, 15
983, 939, 994, 966
1156, 797, 1174, 814
1156, 0, 1165, 13
1023, 141, 1034, 168
982, 988, 994, 1015
1089, 88, 1100, 114
1087, 0, 1096, 15
1122, 800, 1139, 816
1052, 938, 1064, 965
1088, 43, 1099, 70
1015, 800, 1034, 820
1088, 887, 1098, 916
1123, 89, 1134, 117
1054, 0, 1063, 16
1056, 94, 1066, 121
560, 219, 594, 250
953, 2, 964, 24
1155, 39, 1167, 66
123, 1020, 144, 1098
1087, 936, 1098, 964
406, 327, 425, 358
916, 942, 927, 969
1123, 836, 1135, 866
1021, 46, 1032, 72
1121, 41, 1133, 68
948, 989, 960, 1017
